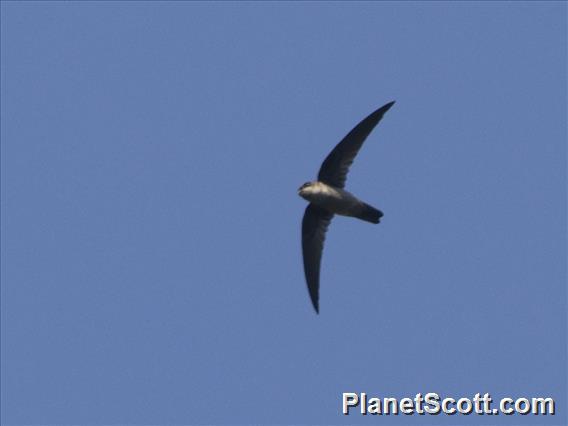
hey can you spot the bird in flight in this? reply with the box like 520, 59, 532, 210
298, 101, 395, 313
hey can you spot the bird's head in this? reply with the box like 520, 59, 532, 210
298, 181, 316, 200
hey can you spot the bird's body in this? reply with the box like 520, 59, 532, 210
298, 181, 382, 223
299, 101, 395, 313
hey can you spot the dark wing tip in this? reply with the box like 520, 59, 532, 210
380, 100, 396, 112
309, 281, 320, 314
364, 101, 395, 126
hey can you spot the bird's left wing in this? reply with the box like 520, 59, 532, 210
318, 101, 395, 189
302, 203, 334, 314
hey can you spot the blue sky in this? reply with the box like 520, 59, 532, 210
1, 2, 566, 425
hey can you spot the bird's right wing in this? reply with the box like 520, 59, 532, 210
302, 203, 334, 314
317, 101, 395, 189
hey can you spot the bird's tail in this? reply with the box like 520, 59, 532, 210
355, 203, 383, 224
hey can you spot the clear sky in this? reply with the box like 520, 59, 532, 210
1, 2, 566, 425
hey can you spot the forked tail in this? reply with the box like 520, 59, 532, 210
356, 203, 383, 224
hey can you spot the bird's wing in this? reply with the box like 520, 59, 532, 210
317, 101, 395, 189
302, 203, 334, 313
